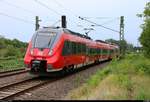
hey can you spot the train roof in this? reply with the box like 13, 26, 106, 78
38, 27, 119, 48
41, 26, 92, 40
95, 40, 108, 44
63, 29, 92, 40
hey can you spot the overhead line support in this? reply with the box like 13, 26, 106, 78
119, 16, 125, 57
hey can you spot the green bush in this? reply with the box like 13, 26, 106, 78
4, 47, 17, 57
139, 2, 150, 58
87, 53, 150, 88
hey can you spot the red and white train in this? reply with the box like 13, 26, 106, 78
24, 27, 119, 76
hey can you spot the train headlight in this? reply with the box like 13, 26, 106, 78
48, 50, 53, 56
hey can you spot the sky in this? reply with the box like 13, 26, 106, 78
0, 0, 149, 46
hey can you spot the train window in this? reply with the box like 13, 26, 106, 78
80, 44, 83, 54
90, 48, 91, 55
33, 32, 57, 49
72, 42, 74, 54
97, 49, 99, 55
79, 43, 81, 54
78, 43, 81, 54
101, 49, 103, 55
104, 49, 107, 54
76, 43, 80, 54
91, 48, 93, 55
80, 43, 85, 54
102, 49, 107, 55
67, 41, 70, 54
75, 43, 78, 54
62, 41, 75, 55
99, 49, 101, 54
83, 44, 85, 54
84, 45, 87, 54
81, 44, 84, 54
96, 49, 99, 55
105, 49, 108, 54
90, 48, 92, 55
104, 49, 105, 54
68, 41, 72, 55
83, 44, 86, 54
86, 47, 89, 55
96, 49, 98, 55
70, 42, 74, 55
92, 48, 94, 55
94, 49, 96, 55
88, 48, 90, 55
62, 41, 68, 56
93, 48, 95, 55
34, 34, 56, 49
74, 43, 77, 54
72, 42, 76, 54
93, 49, 95, 55
95, 49, 97, 55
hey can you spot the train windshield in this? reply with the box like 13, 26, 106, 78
33, 31, 57, 49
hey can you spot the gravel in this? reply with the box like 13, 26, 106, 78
11, 62, 109, 100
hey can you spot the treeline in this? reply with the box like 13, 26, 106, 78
138, 2, 150, 58
105, 39, 141, 53
0, 37, 28, 58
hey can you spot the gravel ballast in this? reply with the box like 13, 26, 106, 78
13, 62, 109, 100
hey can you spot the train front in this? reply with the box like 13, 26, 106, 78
24, 27, 62, 75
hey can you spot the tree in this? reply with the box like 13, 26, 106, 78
105, 39, 135, 53
105, 39, 120, 45
0, 37, 28, 58
139, 2, 150, 58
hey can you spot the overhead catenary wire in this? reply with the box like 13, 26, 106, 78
79, 16, 120, 33
52, 0, 120, 34
95, 17, 116, 19
52, 0, 118, 22
100, 17, 120, 25
34, 0, 78, 29
0, 12, 34, 24
52, 20, 61, 26
34, 0, 62, 16
51, 0, 80, 28
52, 0, 79, 18
0, 0, 38, 16
82, 17, 114, 20
81, 17, 120, 26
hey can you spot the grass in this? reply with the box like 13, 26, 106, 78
65, 53, 150, 100
0, 57, 24, 72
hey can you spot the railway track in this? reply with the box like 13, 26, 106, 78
0, 68, 29, 78
0, 77, 55, 100
0, 60, 110, 100
0, 68, 25, 74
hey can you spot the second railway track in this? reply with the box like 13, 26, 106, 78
0, 77, 55, 100
0, 68, 29, 78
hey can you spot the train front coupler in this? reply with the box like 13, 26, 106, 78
31, 60, 47, 72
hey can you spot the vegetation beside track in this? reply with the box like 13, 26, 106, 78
0, 58, 24, 72
65, 54, 150, 100
0, 37, 27, 72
